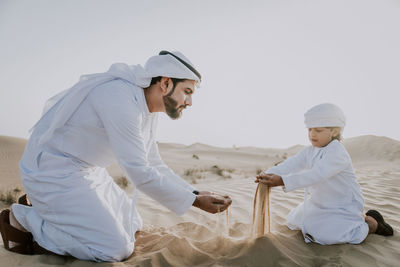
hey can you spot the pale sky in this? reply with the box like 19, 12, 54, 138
1, 0, 399, 148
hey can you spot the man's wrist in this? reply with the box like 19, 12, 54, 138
193, 195, 199, 207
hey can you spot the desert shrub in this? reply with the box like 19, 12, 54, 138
211, 165, 224, 176
115, 176, 129, 189
256, 168, 264, 175
184, 168, 205, 179
184, 168, 196, 176
0, 187, 22, 205
211, 165, 232, 179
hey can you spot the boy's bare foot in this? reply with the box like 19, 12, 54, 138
366, 210, 394, 236
365, 215, 378, 234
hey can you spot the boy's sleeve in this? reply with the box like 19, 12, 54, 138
266, 148, 307, 176
282, 143, 350, 192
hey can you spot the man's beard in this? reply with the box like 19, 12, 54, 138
163, 95, 187, 120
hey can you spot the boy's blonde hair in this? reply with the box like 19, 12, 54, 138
326, 127, 343, 141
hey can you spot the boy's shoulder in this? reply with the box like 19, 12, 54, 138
326, 139, 345, 149
301, 141, 349, 158
326, 140, 351, 158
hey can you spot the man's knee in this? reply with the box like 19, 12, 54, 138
90, 241, 134, 262
113, 242, 134, 262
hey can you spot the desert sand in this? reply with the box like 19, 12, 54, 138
0, 135, 399, 266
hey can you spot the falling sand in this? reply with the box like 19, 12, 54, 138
216, 183, 271, 238
216, 205, 229, 236
251, 183, 271, 237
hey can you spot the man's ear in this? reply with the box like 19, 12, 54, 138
160, 77, 173, 95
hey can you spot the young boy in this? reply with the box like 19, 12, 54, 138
256, 103, 393, 244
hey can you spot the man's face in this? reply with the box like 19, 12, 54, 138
163, 79, 196, 120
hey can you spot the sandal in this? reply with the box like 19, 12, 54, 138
366, 210, 394, 236
2, 198, 53, 255
18, 194, 32, 206
0, 209, 34, 255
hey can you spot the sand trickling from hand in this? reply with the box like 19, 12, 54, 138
251, 183, 271, 237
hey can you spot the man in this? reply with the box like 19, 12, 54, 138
0, 51, 232, 262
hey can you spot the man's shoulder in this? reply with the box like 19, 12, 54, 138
93, 79, 141, 93
89, 79, 143, 103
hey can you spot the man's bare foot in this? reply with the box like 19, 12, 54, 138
365, 215, 378, 234
9, 209, 28, 248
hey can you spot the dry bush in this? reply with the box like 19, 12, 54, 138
0, 187, 22, 205
184, 168, 204, 179
256, 168, 264, 175
184, 168, 196, 176
184, 166, 235, 180
273, 153, 287, 166
192, 154, 200, 160
115, 176, 130, 189
211, 165, 232, 179
211, 165, 224, 176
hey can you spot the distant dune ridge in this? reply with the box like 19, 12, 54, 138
344, 135, 400, 163
0, 134, 399, 266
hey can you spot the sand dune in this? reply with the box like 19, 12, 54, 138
0, 136, 26, 193
344, 135, 400, 167
0, 135, 399, 266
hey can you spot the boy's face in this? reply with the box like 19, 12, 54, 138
308, 127, 338, 147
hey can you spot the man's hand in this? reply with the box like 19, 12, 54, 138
197, 191, 212, 196
255, 173, 284, 187
193, 193, 232, 214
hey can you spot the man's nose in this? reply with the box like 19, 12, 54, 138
185, 95, 192, 106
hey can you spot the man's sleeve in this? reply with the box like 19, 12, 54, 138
89, 82, 195, 215
147, 140, 196, 192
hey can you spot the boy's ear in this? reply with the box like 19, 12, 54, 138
332, 128, 340, 138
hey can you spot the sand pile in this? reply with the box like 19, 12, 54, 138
0, 135, 399, 266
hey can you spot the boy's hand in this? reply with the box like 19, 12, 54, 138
255, 173, 284, 187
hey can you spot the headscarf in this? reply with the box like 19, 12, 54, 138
32, 50, 201, 145
304, 103, 346, 128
